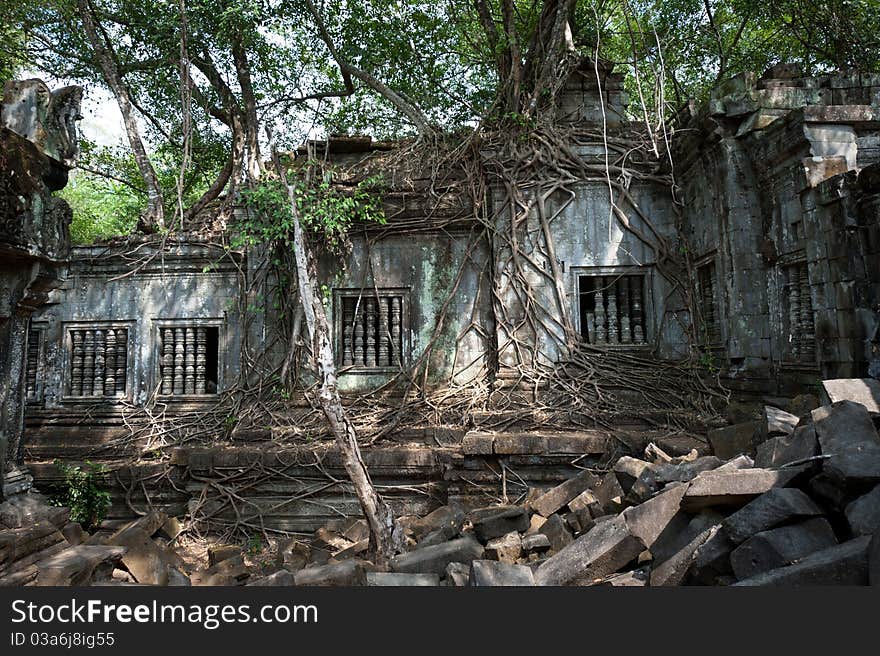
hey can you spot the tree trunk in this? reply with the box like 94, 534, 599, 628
77, 0, 165, 232
270, 149, 401, 567
231, 36, 263, 182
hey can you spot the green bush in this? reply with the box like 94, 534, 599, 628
51, 460, 112, 530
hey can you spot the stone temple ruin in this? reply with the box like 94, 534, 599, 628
1, 62, 880, 586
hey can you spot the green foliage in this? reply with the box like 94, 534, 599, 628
50, 460, 112, 530
60, 171, 142, 244
236, 169, 386, 252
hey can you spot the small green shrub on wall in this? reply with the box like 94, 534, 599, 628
50, 460, 112, 531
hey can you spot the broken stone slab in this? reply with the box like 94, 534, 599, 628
246, 570, 295, 586
366, 572, 440, 586
538, 513, 573, 552
469, 560, 535, 586
650, 510, 724, 567
651, 525, 722, 586
158, 517, 183, 541
730, 518, 838, 580
722, 488, 824, 544
568, 489, 601, 516
107, 525, 183, 586
470, 505, 529, 542
622, 483, 689, 550
191, 555, 251, 586
332, 538, 369, 560
340, 518, 370, 543
107, 511, 168, 545
524, 514, 547, 536
820, 378, 880, 414
461, 431, 494, 455
485, 531, 522, 563
807, 473, 849, 511
690, 527, 735, 584
61, 522, 85, 546
445, 562, 470, 586
845, 485, 880, 536
521, 533, 551, 553
612, 456, 654, 492
294, 559, 368, 586
391, 536, 484, 575
409, 505, 465, 540
761, 406, 800, 439
812, 400, 880, 485
530, 469, 600, 518
534, 514, 644, 586
654, 456, 725, 483
708, 422, 759, 459
36, 545, 127, 586
681, 467, 804, 511
276, 539, 310, 572
0, 521, 66, 568
713, 455, 755, 472
591, 474, 625, 515
732, 536, 871, 586
755, 425, 819, 468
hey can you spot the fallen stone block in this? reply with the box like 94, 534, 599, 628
36, 545, 127, 586
682, 467, 804, 511
366, 572, 440, 586
470, 505, 529, 542
538, 513, 573, 552
391, 537, 483, 575
191, 555, 251, 586
107, 511, 168, 545
294, 559, 368, 586
761, 406, 800, 440
445, 562, 470, 586
788, 393, 820, 418
654, 456, 725, 484
622, 483, 689, 550
61, 523, 85, 547
730, 518, 838, 580
568, 489, 601, 516
409, 506, 465, 540
521, 533, 551, 553
650, 510, 723, 568
690, 527, 735, 584
530, 470, 600, 517
341, 519, 370, 543
812, 400, 880, 485
524, 514, 547, 535
807, 473, 849, 511
708, 422, 759, 459
821, 378, 880, 414
651, 525, 722, 586
208, 544, 241, 567
612, 456, 654, 492
732, 536, 871, 586
755, 425, 819, 468
470, 560, 535, 586
276, 539, 310, 572
714, 455, 754, 472
845, 485, 880, 536
0, 493, 69, 530
591, 474, 625, 515
485, 531, 521, 563
158, 517, 183, 541
108, 525, 183, 586
534, 515, 644, 586
722, 488, 824, 544
600, 567, 649, 586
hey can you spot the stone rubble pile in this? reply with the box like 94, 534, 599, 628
2, 379, 879, 586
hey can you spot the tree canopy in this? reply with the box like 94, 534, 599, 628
1, 0, 877, 241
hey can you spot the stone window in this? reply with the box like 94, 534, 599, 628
696, 258, 721, 344
66, 325, 130, 398
336, 290, 407, 370
577, 272, 648, 345
158, 325, 220, 396
782, 260, 816, 363
25, 324, 45, 402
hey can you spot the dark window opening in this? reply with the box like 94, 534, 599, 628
338, 293, 404, 369
696, 260, 721, 344
578, 274, 647, 345
68, 327, 129, 397
783, 261, 815, 363
159, 326, 219, 396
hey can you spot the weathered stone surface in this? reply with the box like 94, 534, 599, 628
391, 537, 483, 575
294, 559, 368, 586
690, 527, 735, 583
485, 531, 522, 563
493, 431, 608, 455
732, 536, 871, 586
654, 457, 724, 484
651, 510, 723, 567
723, 488, 824, 544
530, 469, 600, 517
622, 483, 688, 549
534, 515, 644, 586
821, 378, 880, 414
845, 485, 880, 536
538, 513, 573, 552
730, 518, 838, 580
568, 489, 601, 516
521, 533, 551, 552
107, 511, 168, 544
612, 456, 653, 492
35, 545, 126, 586
0, 493, 69, 529
61, 522, 85, 546
208, 544, 240, 567
708, 422, 759, 459
461, 431, 494, 455
445, 562, 470, 586
167, 567, 191, 586
601, 567, 649, 586
591, 474, 625, 515
191, 555, 250, 586
246, 570, 295, 586
276, 539, 310, 571
812, 400, 880, 485
714, 454, 755, 472
409, 505, 464, 541
469, 560, 535, 586
789, 394, 820, 418
762, 406, 800, 438
755, 425, 819, 468
682, 467, 803, 510
651, 525, 721, 586
366, 572, 440, 586
470, 505, 529, 542
107, 525, 182, 586
158, 517, 183, 541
